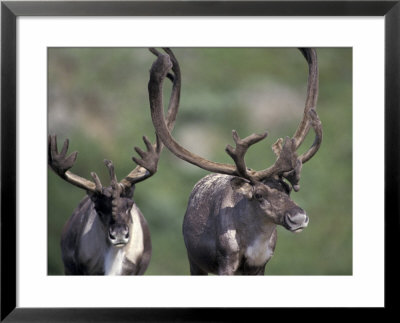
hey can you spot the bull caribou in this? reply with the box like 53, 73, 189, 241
48, 48, 181, 275
149, 48, 322, 275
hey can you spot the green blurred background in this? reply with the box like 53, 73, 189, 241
48, 48, 352, 275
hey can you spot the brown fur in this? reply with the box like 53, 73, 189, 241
182, 174, 307, 275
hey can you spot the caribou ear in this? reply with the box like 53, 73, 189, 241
87, 190, 100, 203
230, 177, 253, 200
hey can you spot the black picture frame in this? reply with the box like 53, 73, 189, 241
1, 1, 398, 321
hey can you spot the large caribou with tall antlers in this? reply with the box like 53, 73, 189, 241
48, 48, 180, 275
149, 48, 322, 275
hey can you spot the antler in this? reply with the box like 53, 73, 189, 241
49, 135, 125, 197
251, 49, 322, 190
149, 51, 243, 177
225, 130, 268, 180
149, 48, 322, 189
119, 47, 181, 189
48, 135, 97, 192
49, 48, 181, 195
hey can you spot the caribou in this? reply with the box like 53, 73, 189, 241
48, 48, 181, 275
148, 48, 322, 275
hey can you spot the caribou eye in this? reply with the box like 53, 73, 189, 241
281, 180, 292, 194
254, 193, 263, 200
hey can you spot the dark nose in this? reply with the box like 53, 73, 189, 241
109, 225, 129, 245
286, 209, 308, 223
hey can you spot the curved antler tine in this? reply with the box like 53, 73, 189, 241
161, 48, 181, 132
240, 131, 268, 146
289, 49, 322, 180
292, 48, 319, 150
298, 109, 322, 163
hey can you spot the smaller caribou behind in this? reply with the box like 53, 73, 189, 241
149, 48, 322, 275
48, 48, 181, 275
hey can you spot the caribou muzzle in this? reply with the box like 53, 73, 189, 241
109, 224, 130, 247
283, 208, 309, 233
